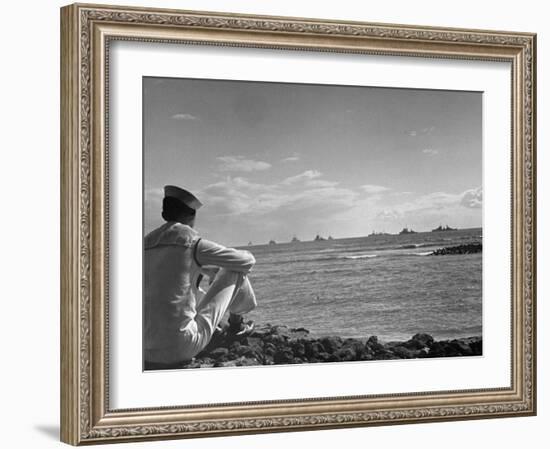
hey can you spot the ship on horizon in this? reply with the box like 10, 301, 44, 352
368, 230, 392, 237
399, 227, 417, 235
431, 224, 458, 232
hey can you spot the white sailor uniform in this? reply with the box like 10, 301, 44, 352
144, 222, 257, 364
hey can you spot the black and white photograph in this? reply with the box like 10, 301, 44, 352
142, 76, 483, 370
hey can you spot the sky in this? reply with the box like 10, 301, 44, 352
143, 77, 482, 246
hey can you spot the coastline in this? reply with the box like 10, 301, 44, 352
145, 323, 482, 370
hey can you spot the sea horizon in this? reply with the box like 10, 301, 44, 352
237, 226, 482, 250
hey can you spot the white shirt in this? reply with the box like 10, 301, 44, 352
144, 222, 255, 352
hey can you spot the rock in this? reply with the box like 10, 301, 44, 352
375, 349, 399, 360
290, 341, 306, 358
271, 325, 292, 338
264, 342, 277, 356
266, 333, 287, 346
214, 360, 238, 367
317, 351, 330, 362
365, 336, 385, 354
391, 345, 416, 359
236, 345, 260, 358
404, 333, 435, 350
199, 362, 215, 368
320, 336, 343, 354
209, 347, 229, 360
274, 349, 294, 364
304, 341, 324, 359
431, 242, 482, 256
181, 360, 202, 369
288, 329, 310, 341
366, 335, 379, 346
249, 325, 273, 339
250, 336, 264, 346
468, 338, 482, 355
159, 324, 482, 369
335, 347, 356, 361
229, 341, 241, 352
360, 352, 374, 361
423, 338, 480, 358
449, 339, 473, 356
427, 341, 449, 358
235, 356, 260, 367
418, 347, 431, 358
342, 338, 365, 358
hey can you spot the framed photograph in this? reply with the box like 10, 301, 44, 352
60, 3, 537, 445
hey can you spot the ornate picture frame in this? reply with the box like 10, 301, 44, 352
60, 2, 536, 445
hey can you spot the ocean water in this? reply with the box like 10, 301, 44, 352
241, 228, 482, 341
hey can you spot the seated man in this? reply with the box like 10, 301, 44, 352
144, 185, 257, 367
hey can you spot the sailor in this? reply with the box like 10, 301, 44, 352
144, 185, 257, 366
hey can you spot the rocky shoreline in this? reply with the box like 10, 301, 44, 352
430, 242, 482, 255
145, 324, 482, 370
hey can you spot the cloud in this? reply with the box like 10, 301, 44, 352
306, 179, 340, 188
376, 209, 402, 221
200, 177, 258, 215
373, 187, 482, 225
287, 186, 357, 213
171, 113, 198, 120
217, 156, 272, 172
422, 148, 439, 156
281, 170, 322, 185
199, 171, 356, 219
460, 187, 482, 208
361, 184, 391, 194
390, 191, 413, 196
399, 191, 463, 212
282, 155, 300, 163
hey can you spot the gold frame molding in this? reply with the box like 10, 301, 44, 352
60, 2, 537, 445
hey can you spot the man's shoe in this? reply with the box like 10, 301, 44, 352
227, 316, 255, 337
234, 320, 255, 336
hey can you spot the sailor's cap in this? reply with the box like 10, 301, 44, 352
163, 185, 203, 210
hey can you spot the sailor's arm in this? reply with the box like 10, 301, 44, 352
194, 238, 256, 274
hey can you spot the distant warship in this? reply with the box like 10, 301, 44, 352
368, 230, 391, 237
431, 224, 458, 232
